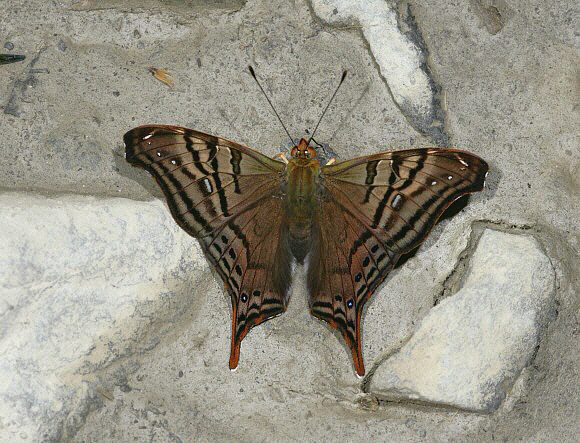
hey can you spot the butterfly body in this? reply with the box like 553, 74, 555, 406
283, 139, 322, 263
124, 125, 488, 376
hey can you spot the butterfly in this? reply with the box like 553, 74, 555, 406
123, 123, 488, 376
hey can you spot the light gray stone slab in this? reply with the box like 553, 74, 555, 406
311, 0, 446, 141
0, 193, 206, 442
369, 229, 556, 413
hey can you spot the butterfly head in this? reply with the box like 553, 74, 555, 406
291, 138, 317, 159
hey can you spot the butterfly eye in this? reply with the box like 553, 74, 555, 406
241, 294, 248, 303
355, 273, 362, 282
347, 300, 354, 308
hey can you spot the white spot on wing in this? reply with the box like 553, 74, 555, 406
431, 180, 437, 186
143, 133, 153, 140
203, 178, 213, 193
392, 193, 402, 209
458, 157, 469, 167
171, 159, 177, 165
156, 151, 162, 157
447, 175, 453, 180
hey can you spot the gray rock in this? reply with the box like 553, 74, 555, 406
368, 229, 556, 413
311, 0, 447, 142
0, 193, 206, 442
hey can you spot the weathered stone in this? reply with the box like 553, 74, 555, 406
369, 229, 556, 413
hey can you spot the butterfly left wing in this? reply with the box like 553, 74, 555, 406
124, 125, 293, 370
309, 148, 488, 375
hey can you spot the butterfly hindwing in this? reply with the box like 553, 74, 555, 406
308, 197, 401, 376
197, 195, 293, 370
124, 125, 292, 369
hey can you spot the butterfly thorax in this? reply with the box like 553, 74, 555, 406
285, 138, 320, 219
284, 153, 321, 263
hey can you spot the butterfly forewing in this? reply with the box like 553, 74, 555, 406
124, 125, 286, 237
321, 148, 488, 253
124, 125, 292, 369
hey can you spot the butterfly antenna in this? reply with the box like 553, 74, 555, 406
248, 65, 295, 147
307, 70, 347, 145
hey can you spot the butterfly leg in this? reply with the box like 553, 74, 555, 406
272, 153, 289, 164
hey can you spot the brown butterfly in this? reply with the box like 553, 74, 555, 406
124, 72, 488, 376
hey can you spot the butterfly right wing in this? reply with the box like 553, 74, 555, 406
308, 197, 402, 375
308, 148, 488, 375
124, 125, 293, 369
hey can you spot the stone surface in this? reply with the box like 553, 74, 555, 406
369, 229, 556, 413
311, 0, 446, 141
0, 193, 206, 442
1, 0, 579, 441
